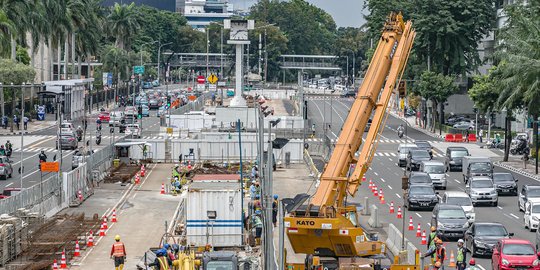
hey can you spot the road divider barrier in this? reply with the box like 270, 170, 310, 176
368, 205, 381, 228
385, 223, 419, 265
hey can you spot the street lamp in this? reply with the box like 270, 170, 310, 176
157, 42, 173, 84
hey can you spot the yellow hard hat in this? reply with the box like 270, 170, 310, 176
436, 239, 443, 245
430, 226, 436, 232
114, 235, 121, 241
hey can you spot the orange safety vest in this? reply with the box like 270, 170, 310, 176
436, 246, 445, 263
112, 242, 126, 257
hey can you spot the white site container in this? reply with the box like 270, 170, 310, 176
186, 181, 243, 247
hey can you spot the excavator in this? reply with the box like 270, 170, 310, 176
284, 13, 418, 269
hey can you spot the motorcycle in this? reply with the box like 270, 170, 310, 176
486, 139, 504, 149
510, 138, 528, 155
397, 129, 404, 138
95, 132, 102, 145
6, 148, 12, 158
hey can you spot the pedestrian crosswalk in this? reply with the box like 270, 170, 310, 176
305, 138, 440, 144
372, 152, 444, 158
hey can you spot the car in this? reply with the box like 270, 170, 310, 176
420, 161, 447, 190
492, 239, 540, 270
493, 173, 518, 195
414, 140, 433, 157
125, 106, 136, 117
142, 82, 153, 89
72, 150, 93, 170
441, 191, 475, 222
57, 132, 78, 150
466, 176, 498, 206
157, 105, 169, 117
98, 111, 110, 123
142, 105, 150, 117
397, 144, 417, 167
109, 111, 125, 127
59, 122, 74, 134
431, 204, 470, 240
341, 89, 356, 98
446, 115, 470, 125
125, 124, 141, 138
152, 80, 160, 87
519, 185, 540, 212
408, 171, 433, 187
405, 184, 438, 210
0, 188, 21, 199
406, 149, 432, 171
524, 199, 540, 231
148, 99, 160, 109
453, 121, 475, 130
535, 222, 540, 249
445, 146, 469, 172
0, 156, 13, 180
465, 222, 512, 257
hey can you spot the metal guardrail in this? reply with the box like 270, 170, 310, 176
0, 174, 60, 215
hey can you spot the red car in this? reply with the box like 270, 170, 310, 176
98, 111, 110, 123
492, 238, 540, 270
0, 188, 21, 199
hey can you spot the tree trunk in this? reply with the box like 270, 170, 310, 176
64, 37, 68, 79
48, 39, 53, 81
30, 37, 35, 109
503, 113, 512, 162
71, 33, 76, 78
77, 56, 82, 79
439, 101, 445, 135
432, 100, 437, 133
40, 39, 45, 82
0, 86, 4, 117
10, 34, 16, 61
57, 40, 61, 80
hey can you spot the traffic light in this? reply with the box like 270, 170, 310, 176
137, 106, 142, 119
398, 81, 406, 98
167, 96, 171, 107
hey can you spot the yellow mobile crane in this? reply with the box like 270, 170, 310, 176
284, 13, 416, 268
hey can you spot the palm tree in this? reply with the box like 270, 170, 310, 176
106, 2, 140, 51
42, 0, 72, 80
74, 0, 104, 78
0, 0, 32, 60
0, 9, 14, 57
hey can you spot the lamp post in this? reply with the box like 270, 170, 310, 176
157, 42, 172, 84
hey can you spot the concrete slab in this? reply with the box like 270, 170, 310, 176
70, 163, 182, 269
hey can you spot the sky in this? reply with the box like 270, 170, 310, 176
229, 0, 368, 27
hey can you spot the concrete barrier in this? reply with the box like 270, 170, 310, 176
385, 223, 419, 265
368, 205, 381, 228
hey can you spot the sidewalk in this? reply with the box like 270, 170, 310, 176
67, 163, 182, 269
0, 114, 57, 135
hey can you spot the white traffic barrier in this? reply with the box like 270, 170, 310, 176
368, 205, 381, 228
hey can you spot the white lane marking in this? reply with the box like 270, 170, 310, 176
498, 206, 503, 210
374, 172, 379, 176
427, 222, 431, 226
510, 213, 519, 219
396, 193, 401, 198
381, 178, 386, 182
477, 265, 486, 270
388, 185, 393, 190
416, 213, 422, 218
454, 179, 460, 183
5, 182, 13, 187
389, 158, 393, 162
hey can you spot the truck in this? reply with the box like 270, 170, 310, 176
462, 156, 493, 184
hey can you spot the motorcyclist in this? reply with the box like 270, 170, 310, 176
39, 151, 47, 163
96, 118, 102, 130
96, 130, 102, 145
76, 126, 83, 141
5, 140, 12, 152
397, 124, 405, 138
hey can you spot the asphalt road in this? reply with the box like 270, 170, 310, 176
306, 96, 540, 270
0, 84, 183, 191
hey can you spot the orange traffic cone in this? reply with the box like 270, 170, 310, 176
187, 161, 192, 170
78, 190, 83, 202
87, 231, 94, 247
361, 176, 366, 182
140, 164, 145, 177
112, 209, 117, 223
389, 201, 395, 213
448, 250, 456, 267
135, 173, 140, 184
52, 259, 59, 270
160, 183, 165, 194
378, 188, 383, 200
421, 230, 427, 245
60, 249, 67, 269
74, 241, 80, 257
368, 179, 373, 190
416, 223, 421, 237
408, 216, 414, 230
373, 186, 378, 197
102, 216, 108, 229
380, 194, 385, 204
397, 206, 402, 219
99, 223, 106, 237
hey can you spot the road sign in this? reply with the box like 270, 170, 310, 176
41, 162, 59, 172
217, 81, 226, 86
133, 66, 145, 75
207, 74, 218, 84
197, 75, 205, 84
166, 127, 173, 134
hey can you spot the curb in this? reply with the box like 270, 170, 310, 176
0, 131, 31, 136
494, 161, 540, 181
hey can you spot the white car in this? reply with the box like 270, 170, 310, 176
109, 111, 125, 127
524, 198, 540, 231
125, 124, 141, 138
441, 191, 475, 222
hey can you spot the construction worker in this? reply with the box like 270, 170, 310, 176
149, 248, 170, 270
252, 210, 263, 243
172, 164, 181, 179
272, 194, 279, 227
110, 235, 127, 270
423, 239, 446, 269
427, 226, 437, 249
430, 261, 442, 270
465, 259, 477, 270
456, 239, 467, 270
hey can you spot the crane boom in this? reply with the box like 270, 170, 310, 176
285, 13, 415, 258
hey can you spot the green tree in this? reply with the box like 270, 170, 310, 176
468, 72, 499, 114
0, 58, 35, 117
414, 71, 458, 132
106, 2, 140, 51
0, 10, 14, 56
334, 27, 368, 84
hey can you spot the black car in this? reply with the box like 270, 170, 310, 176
431, 204, 470, 239
407, 149, 432, 171
408, 172, 433, 187
405, 184, 438, 210
465, 222, 513, 257
492, 173, 518, 195
415, 140, 433, 157
444, 146, 469, 172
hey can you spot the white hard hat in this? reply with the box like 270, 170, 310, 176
457, 239, 464, 244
